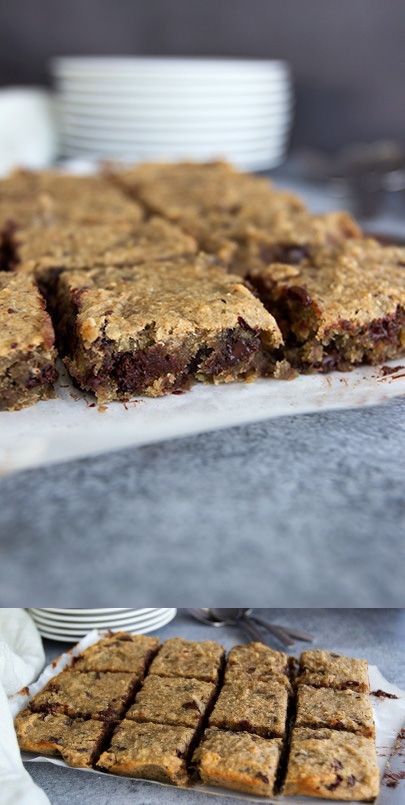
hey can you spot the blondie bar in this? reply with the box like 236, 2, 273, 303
297, 650, 370, 692
97, 720, 195, 786
54, 256, 283, 402
284, 727, 380, 801
28, 670, 138, 721
11, 217, 197, 282
72, 632, 159, 675
295, 685, 375, 737
0, 272, 57, 410
126, 675, 217, 729
248, 238, 405, 371
149, 637, 225, 683
15, 710, 110, 768
224, 642, 292, 689
208, 680, 289, 738
192, 727, 282, 796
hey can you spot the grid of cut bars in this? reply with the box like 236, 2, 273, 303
1, 162, 404, 412
15, 635, 379, 799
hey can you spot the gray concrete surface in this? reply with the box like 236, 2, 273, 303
1, 397, 404, 605
24, 608, 405, 805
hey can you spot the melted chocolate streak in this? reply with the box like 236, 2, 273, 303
382, 729, 405, 789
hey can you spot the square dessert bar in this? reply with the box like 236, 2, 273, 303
28, 669, 139, 721
0, 272, 57, 410
54, 256, 283, 403
231, 210, 361, 277
148, 637, 225, 683
297, 649, 370, 692
2, 172, 143, 228
72, 632, 159, 675
224, 642, 292, 689
248, 238, 405, 372
192, 727, 282, 797
295, 685, 375, 737
11, 217, 197, 282
208, 679, 289, 738
284, 727, 380, 801
126, 675, 217, 729
98, 720, 195, 786
15, 710, 110, 768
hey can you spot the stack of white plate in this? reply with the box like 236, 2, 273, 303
28, 608, 177, 642
52, 57, 293, 171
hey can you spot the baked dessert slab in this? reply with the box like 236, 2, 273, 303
297, 649, 370, 693
54, 256, 284, 402
15, 710, 110, 768
224, 641, 292, 689
295, 685, 375, 737
149, 637, 225, 683
11, 217, 197, 283
1, 172, 143, 226
28, 669, 139, 721
248, 238, 405, 372
126, 675, 217, 729
0, 272, 57, 410
208, 679, 289, 738
284, 727, 380, 801
72, 632, 159, 675
97, 719, 195, 786
231, 210, 361, 276
192, 727, 282, 796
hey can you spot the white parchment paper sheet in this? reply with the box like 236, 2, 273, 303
0, 361, 404, 475
8, 630, 405, 804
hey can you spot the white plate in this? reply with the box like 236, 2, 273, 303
35, 610, 177, 641
59, 116, 290, 142
53, 56, 289, 78
34, 607, 136, 615
30, 609, 174, 631
59, 131, 289, 150
56, 84, 291, 102
30, 616, 168, 632
30, 611, 174, 633
29, 608, 160, 624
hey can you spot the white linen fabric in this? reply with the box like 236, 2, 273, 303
0, 609, 50, 805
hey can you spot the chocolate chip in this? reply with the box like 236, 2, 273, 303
182, 701, 201, 711
326, 774, 343, 791
288, 285, 312, 306
331, 759, 343, 771
347, 775, 356, 787
256, 772, 269, 784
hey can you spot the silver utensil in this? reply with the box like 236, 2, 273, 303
188, 608, 313, 648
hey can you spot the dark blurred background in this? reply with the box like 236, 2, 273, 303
1, 0, 404, 154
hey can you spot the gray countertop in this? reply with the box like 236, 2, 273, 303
24, 608, 405, 805
1, 396, 404, 605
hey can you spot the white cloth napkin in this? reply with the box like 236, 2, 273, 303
0, 609, 50, 805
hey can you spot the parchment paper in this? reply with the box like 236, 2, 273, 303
8, 630, 405, 804
0, 360, 404, 475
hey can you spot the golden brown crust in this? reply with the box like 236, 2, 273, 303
14, 217, 197, 278
15, 710, 110, 768
208, 679, 289, 738
55, 256, 283, 402
295, 685, 375, 737
0, 272, 57, 410
298, 650, 370, 693
29, 669, 139, 721
192, 727, 282, 796
97, 720, 195, 786
72, 632, 159, 674
126, 675, 216, 728
149, 637, 225, 683
224, 641, 292, 690
284, 727, 380, 801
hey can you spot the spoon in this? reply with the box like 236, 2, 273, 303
189, 608, 313, 648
